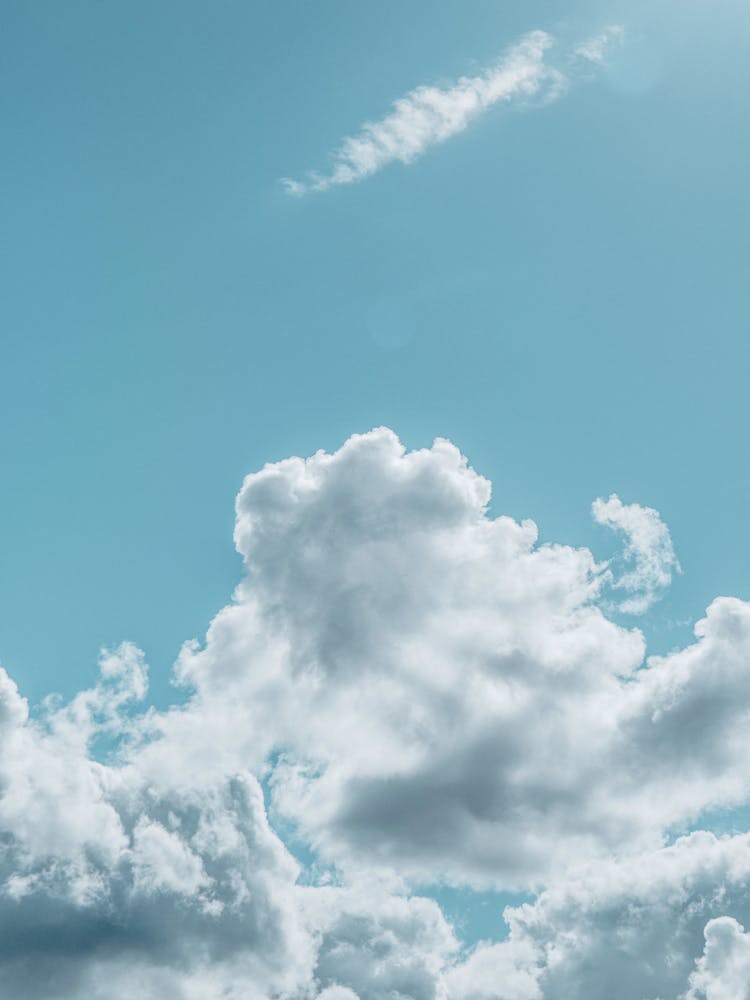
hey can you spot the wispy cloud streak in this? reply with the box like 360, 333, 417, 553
573, 24, 625, 66
283, 27, 622, 195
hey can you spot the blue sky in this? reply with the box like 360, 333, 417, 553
2, 0, 748, 706
2, 3, 750, 996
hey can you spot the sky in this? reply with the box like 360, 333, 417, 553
2, 1, 750, 997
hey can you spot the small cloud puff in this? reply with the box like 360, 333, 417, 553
593, 492, 680, 613
573, 25, 625, 67
685, 917, 750, 1000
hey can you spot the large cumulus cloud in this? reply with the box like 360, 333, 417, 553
2, 428, 750, 998
174, 429, 750, 887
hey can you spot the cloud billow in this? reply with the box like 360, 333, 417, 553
1, 428, 750, 997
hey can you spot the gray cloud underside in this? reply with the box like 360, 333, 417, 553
1, 428, 750, 997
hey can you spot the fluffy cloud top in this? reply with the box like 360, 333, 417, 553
685, 917, 750, 1000
2, 428, 750, 998
174, 430, 750, 888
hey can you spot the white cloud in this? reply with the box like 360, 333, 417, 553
593, 492, 681, 613
0, 648, 314, 998
2, 428, 750, 996
684, 917, 750, 1000
131, 817, 211, 897
302, 885, 458, 1000
283, 28, 622, 195
0, 651, 456, 996
444, 936, 542, 1000
447, 830, 750, 999
573, 25, 625, 66
168, 430, 750, 888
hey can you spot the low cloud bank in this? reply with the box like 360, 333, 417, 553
1, 428, 749, 998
